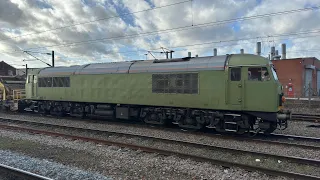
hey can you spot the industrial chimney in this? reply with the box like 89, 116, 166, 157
271, 46, 275, 60
188, 52, 191, 57
213, 48, 217, 56
273, 50, 281, 60
281, 43, 286, 59
256, 42, 261, 56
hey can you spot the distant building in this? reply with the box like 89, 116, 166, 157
272, 57, 320, 97
0, 61, 16, 76
16, 68, 26, 76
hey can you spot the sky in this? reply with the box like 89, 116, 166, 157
0, 0, 320, 68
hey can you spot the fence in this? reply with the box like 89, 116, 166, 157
284, 98, 320, 115
283, 83, 320, 98
284, 84, 320, 115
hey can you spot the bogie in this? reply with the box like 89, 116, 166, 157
18, 100, 279, 135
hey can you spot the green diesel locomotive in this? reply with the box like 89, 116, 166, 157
22, 54, 291, 134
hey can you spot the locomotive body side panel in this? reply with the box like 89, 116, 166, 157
27, 54, 281, 113
34, 70, 226, 110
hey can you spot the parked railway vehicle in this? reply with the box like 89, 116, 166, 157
20, 54, 291, 134
0, 76, 25, 110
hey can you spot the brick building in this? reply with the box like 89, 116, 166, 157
0, 61, 16, 76
272, 57, 320, 97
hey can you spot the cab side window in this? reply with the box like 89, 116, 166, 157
248, 67, 270, 81
28, 75, 33, 83
230, 68, 241, 81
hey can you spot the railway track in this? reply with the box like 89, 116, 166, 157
6, 111, 320, 141
0, 163, 52, 180
0, 117, 319, 150
0, 117, 319, 179
15, 110, 320, 124
291, 114, 320, 123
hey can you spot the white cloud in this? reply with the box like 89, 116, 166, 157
0, 0, 320, 68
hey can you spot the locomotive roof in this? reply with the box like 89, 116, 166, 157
37, 54, 269, 77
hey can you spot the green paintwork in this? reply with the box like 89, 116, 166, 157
25, 54, 281, 113
228, 54, 270, 66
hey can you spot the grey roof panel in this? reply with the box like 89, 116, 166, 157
38, 55, 228, 76
76, 62, 133, 75
38, 66, 82, 77
129, 55, 227, 73
128, 60, 153, 73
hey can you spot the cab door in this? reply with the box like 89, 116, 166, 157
26, 75, 31, 98
26, 75, 35, 98
32, 75, 37, 97
31, 75, 35, 97
227, 67, 243, 110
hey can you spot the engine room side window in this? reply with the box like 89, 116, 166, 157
248, 67, 270, 81
39, 77, 70, 87
152, 73, 198, 94
38, 78, 43, 87
230, 68, 241, 81
53, 77, 70, 87
38, 77, 52, 87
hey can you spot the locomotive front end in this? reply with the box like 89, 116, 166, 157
272, 64, 291, 130
276, 109, 291, 129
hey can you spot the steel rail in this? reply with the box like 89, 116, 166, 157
0, 122, 318, 166
291, 114, 320, 123
0, 118, 320, 167
210, 133, 320, 150
0, 163, 53, 180
0, 123, 319, 180
1, 116, 319, 150
270, 133, 320, 142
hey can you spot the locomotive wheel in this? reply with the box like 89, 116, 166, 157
263, 123, 277, 135
143, 113, 167, 125
38, 105, 49, 115
236, 128, 248, 135
70, 108, 85, 119
56, 110, 66, 117
177, 117, 204, 130
178, 123, 204, 131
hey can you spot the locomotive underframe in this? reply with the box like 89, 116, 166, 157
19, 100, 287, 135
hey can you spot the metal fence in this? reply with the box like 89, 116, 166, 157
284, 98, 320, 115
283, 83, 320, 98
284, 84, 320, 115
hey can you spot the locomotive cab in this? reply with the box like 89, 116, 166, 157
25, 68, 41, 99
226, 55, 290, 133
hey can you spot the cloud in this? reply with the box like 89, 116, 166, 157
0, 0, 320, 68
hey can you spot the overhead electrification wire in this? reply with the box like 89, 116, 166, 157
0, 0, 190, 42
24, 5, 320, 51
2, 27, 320, 57
52, 30, 320, 61
288, 49, 320, 52
3, 27, 320, 57
74, 29, 320, 53
2, 5, 320, 59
